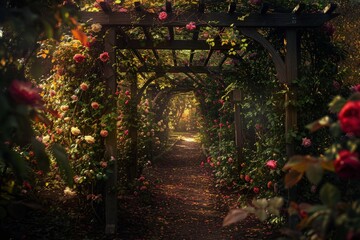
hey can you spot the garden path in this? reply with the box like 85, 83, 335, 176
129, 132, 276, 240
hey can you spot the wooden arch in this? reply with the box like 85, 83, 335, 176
79, 0, 338, 234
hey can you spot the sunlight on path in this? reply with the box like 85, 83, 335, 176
145, 132, 238, 240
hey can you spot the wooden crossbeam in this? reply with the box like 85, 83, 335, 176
219, 55, 228, 67
79, 12, 338, 28
117, 65, 235, 73
203, 49, 214, 66
116, 40, 240, 50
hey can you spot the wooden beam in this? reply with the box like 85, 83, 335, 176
99, 2, 112, 13
189, 0, 205, 66
204, 49, 214, 66
228, 1, 237, 14
240, 28, 286, 83
116, 39, 242, 50
142, 27, 161, 62
166, 1, 177, 66
284, 29, 298, 157
116, 28, 146, 64
218, 55, 227, 67
231, 89, 245, 171
117, 65, 235, 73
104, 27, 118, 235
79, 12, 338, 28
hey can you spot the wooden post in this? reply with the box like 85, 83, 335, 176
232, 89, 244, 171
285, 29, 299, 228
128, 73, 138, 182
284, 29, 299, 157
104, 27, 118, 235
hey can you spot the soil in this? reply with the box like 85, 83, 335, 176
122, 132, 279, 240
1, 132, 280, 240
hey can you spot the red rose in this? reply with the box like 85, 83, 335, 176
8, 80, 42, 106
91, 102, 100, 110
100, 129, 108, 137
73, 53, 86, 63
338, 101, 360, 136
334, 150, 360, 179
99, 52, 110, 62
253, 187, 260, 194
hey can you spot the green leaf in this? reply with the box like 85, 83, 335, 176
329, 122, 342, 138
0, 206, 7, 219
320, 183, 340, 207
306, 116, 331, 132
306, 163, 323, 185
31, 138, 50, 172
328, 95, 346, 113
7, 150, 29, 180
50, 144, 73, 186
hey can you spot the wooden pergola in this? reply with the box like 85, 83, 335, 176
79, 0, 338, 234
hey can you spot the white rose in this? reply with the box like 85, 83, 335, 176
84, 135, 95, 144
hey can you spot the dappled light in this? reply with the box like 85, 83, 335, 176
1, 0, 360, 239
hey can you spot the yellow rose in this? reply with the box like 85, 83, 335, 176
71, 127, 81, 136
84, 135, 95, 144
91, 23, 102, 33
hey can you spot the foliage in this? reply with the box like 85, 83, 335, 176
0, 0, 76, 221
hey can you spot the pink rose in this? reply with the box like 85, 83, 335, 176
334, 150, 360, 180
80, 83, 89, 91
100, 130, 108, 137
91, 102, 100, 110
253, 187, 260, 194
119, 7, 128, 13
351, 84, 360, 92
266, 160, 277, 170
73, 53, 86, 63
302, 137, 312, 147
186, 22, 196, 31
71, 95, 78, 101
8, 80, 42, 106
100, 161, 108, 168
124, 130, 129, 135
244, 175, 251, 182
158, 11, 168, 21
267, 181, 273, 189
99, 52, 110, 62
125, 90, 130, 96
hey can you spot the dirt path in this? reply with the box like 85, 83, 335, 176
138, 132, 276, 240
